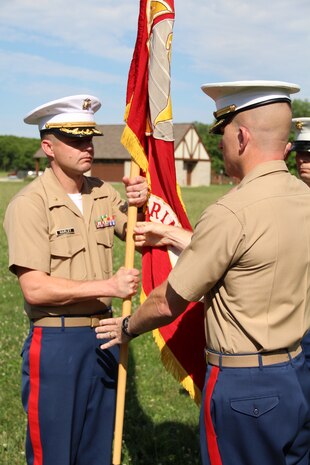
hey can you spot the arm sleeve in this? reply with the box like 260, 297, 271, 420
168, 203, 245, 301
3, 194, 51, 275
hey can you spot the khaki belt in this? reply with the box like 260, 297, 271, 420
205, 345, 302, 368
32, 312, 111, 328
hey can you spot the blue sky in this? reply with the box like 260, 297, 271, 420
1, 0, 309, 138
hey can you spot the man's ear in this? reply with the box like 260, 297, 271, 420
238, 126, 249, 154
41, 138, 54, 158
284, 142, 292, 160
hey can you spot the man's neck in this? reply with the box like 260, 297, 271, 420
51, 166, 84, 193
241, 152, 284, 179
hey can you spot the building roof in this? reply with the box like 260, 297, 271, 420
33, 123, 196, 159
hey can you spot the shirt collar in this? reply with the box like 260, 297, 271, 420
41, 167, 110, 209
237, 160, 289, 189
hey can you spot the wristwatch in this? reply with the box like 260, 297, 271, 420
121, 315, 139, 338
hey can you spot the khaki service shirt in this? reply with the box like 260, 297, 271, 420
4, 167, 128, 319
169, 160, 310, 353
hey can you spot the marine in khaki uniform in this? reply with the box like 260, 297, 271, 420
96, 81, 310, 465
3, 95, 148, 465
292, 116, 310, 369
293, 117, 310, 186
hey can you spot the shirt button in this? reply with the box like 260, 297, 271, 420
253, 408, 259, 416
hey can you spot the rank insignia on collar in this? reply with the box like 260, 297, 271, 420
95, 215, 116, 229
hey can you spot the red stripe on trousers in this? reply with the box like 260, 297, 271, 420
204, 366, 222, 465
29, 327, 43, 465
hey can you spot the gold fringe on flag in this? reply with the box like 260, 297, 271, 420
152, 328, 201, 406
121, 125, 149, 178
176, 182, 188, 214
140, 288, 201, 406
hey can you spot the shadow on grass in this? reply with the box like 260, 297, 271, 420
121, 349, 201, 465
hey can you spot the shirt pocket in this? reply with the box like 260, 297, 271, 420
50, 234, 87, 280
94, 228, 114, 276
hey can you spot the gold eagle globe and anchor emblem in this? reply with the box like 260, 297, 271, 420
82, 98, 92, 110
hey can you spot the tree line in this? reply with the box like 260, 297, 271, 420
0, 99, 309, 176
0, 136, 42, 173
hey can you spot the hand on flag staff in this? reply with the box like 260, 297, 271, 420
123, 175, 148, 207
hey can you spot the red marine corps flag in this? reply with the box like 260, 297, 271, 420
122, 0, 206, 404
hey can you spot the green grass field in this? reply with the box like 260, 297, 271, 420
0, 180, 230, 465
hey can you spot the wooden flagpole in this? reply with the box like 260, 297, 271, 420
112, 159, 141, 465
